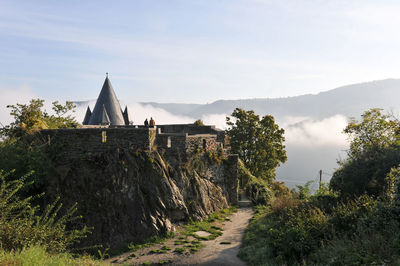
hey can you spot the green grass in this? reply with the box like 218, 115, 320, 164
149, 246, 171, 254
0, 245, 104, 266
174, 247, 186, 254
185, 242, 206, 253
181, 206, 237, 241
128, 232, 175, 252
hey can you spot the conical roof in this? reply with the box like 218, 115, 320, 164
82, 106, 92, 125
100, 105, 111, 125
123, 106, 130, 125
88, 76, 125, 126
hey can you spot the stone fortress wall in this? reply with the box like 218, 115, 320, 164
42, 124, 227, 159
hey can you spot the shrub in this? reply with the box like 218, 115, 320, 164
0, 170, 89, 253
246, 177, 274, 205
238, 159, 274, 205
239, 202, 328, 265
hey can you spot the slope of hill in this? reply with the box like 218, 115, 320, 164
179, 79, 400, 119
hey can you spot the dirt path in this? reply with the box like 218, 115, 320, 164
108, 207, 253, 265
173, 207, 253, 266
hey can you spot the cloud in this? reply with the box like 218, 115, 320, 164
0, 86, 36, 126
283, 115, 348, 147
201, 113, 228, 130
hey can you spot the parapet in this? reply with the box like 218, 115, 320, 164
40, 124, 227, 160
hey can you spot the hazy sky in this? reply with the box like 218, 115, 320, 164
1, 0, 400, 103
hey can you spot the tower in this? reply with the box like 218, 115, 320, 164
83, 74, 130, 126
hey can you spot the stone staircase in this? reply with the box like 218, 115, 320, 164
238, 190, 252, 207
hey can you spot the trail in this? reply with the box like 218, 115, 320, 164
173, 207, 253, 266
108, 204, 253, 265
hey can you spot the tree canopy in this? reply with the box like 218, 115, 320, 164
1, 99, 78, 139
226, 108, 287, 183
0, 99, 78, 198
330, 108, 400, 197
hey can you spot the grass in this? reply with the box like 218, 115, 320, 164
181, 206, 237, 241
0, 245, 104, 266
174, 247, 186, 254
185, 242, 206, 253
149, 246, 171, 254
128, 232, 175, 252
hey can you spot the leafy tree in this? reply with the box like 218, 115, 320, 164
344, 108, 400, 159
1, 99, 78, 139
0, 99, 78, 198
226, 108, 287, 182
330, 108, 400, 197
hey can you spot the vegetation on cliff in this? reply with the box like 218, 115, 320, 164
0, 99, 78, 198
0, 170, 94, 264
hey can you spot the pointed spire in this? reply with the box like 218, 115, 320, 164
87, 74, 125, 125
123, 106, 130, 125
100, 105, 110, 125
82, 106, 92, 125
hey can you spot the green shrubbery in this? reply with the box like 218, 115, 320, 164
239, 173, 400, 265
0, 171, 89, 254
238, 159, 274, 205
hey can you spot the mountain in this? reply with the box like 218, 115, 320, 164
144, 79, 400, 120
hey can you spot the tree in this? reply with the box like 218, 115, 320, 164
193, 119, 205, 126
0, 99, 78, 198
226, 108, 287, 183
330, 108, 400, 197
1, 99, 78, 139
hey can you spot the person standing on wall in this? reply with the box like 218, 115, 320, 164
149, 117, 155, 128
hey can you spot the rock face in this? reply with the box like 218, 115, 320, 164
45, 148, 238, 250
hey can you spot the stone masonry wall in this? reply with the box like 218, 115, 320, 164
41, 128, 153, 161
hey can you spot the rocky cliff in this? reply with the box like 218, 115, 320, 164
45, 147, 238, 250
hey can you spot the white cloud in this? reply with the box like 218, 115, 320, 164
283, 115, 348, 147
201, 113, 229, 130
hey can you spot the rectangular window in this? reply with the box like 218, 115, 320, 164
102, 131, 107, 143
167, 136, 171, 148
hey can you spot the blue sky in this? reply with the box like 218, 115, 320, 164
1, 0, 400, 103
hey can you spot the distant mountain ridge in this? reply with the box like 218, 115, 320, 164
141, 79, 400, 119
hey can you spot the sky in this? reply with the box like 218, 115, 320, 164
2, 0, 400, 105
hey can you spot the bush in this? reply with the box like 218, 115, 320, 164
239, 201, 328, 265
0, 170, 89, 253
238, 159, 274, 205
239, 189, 400, 265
